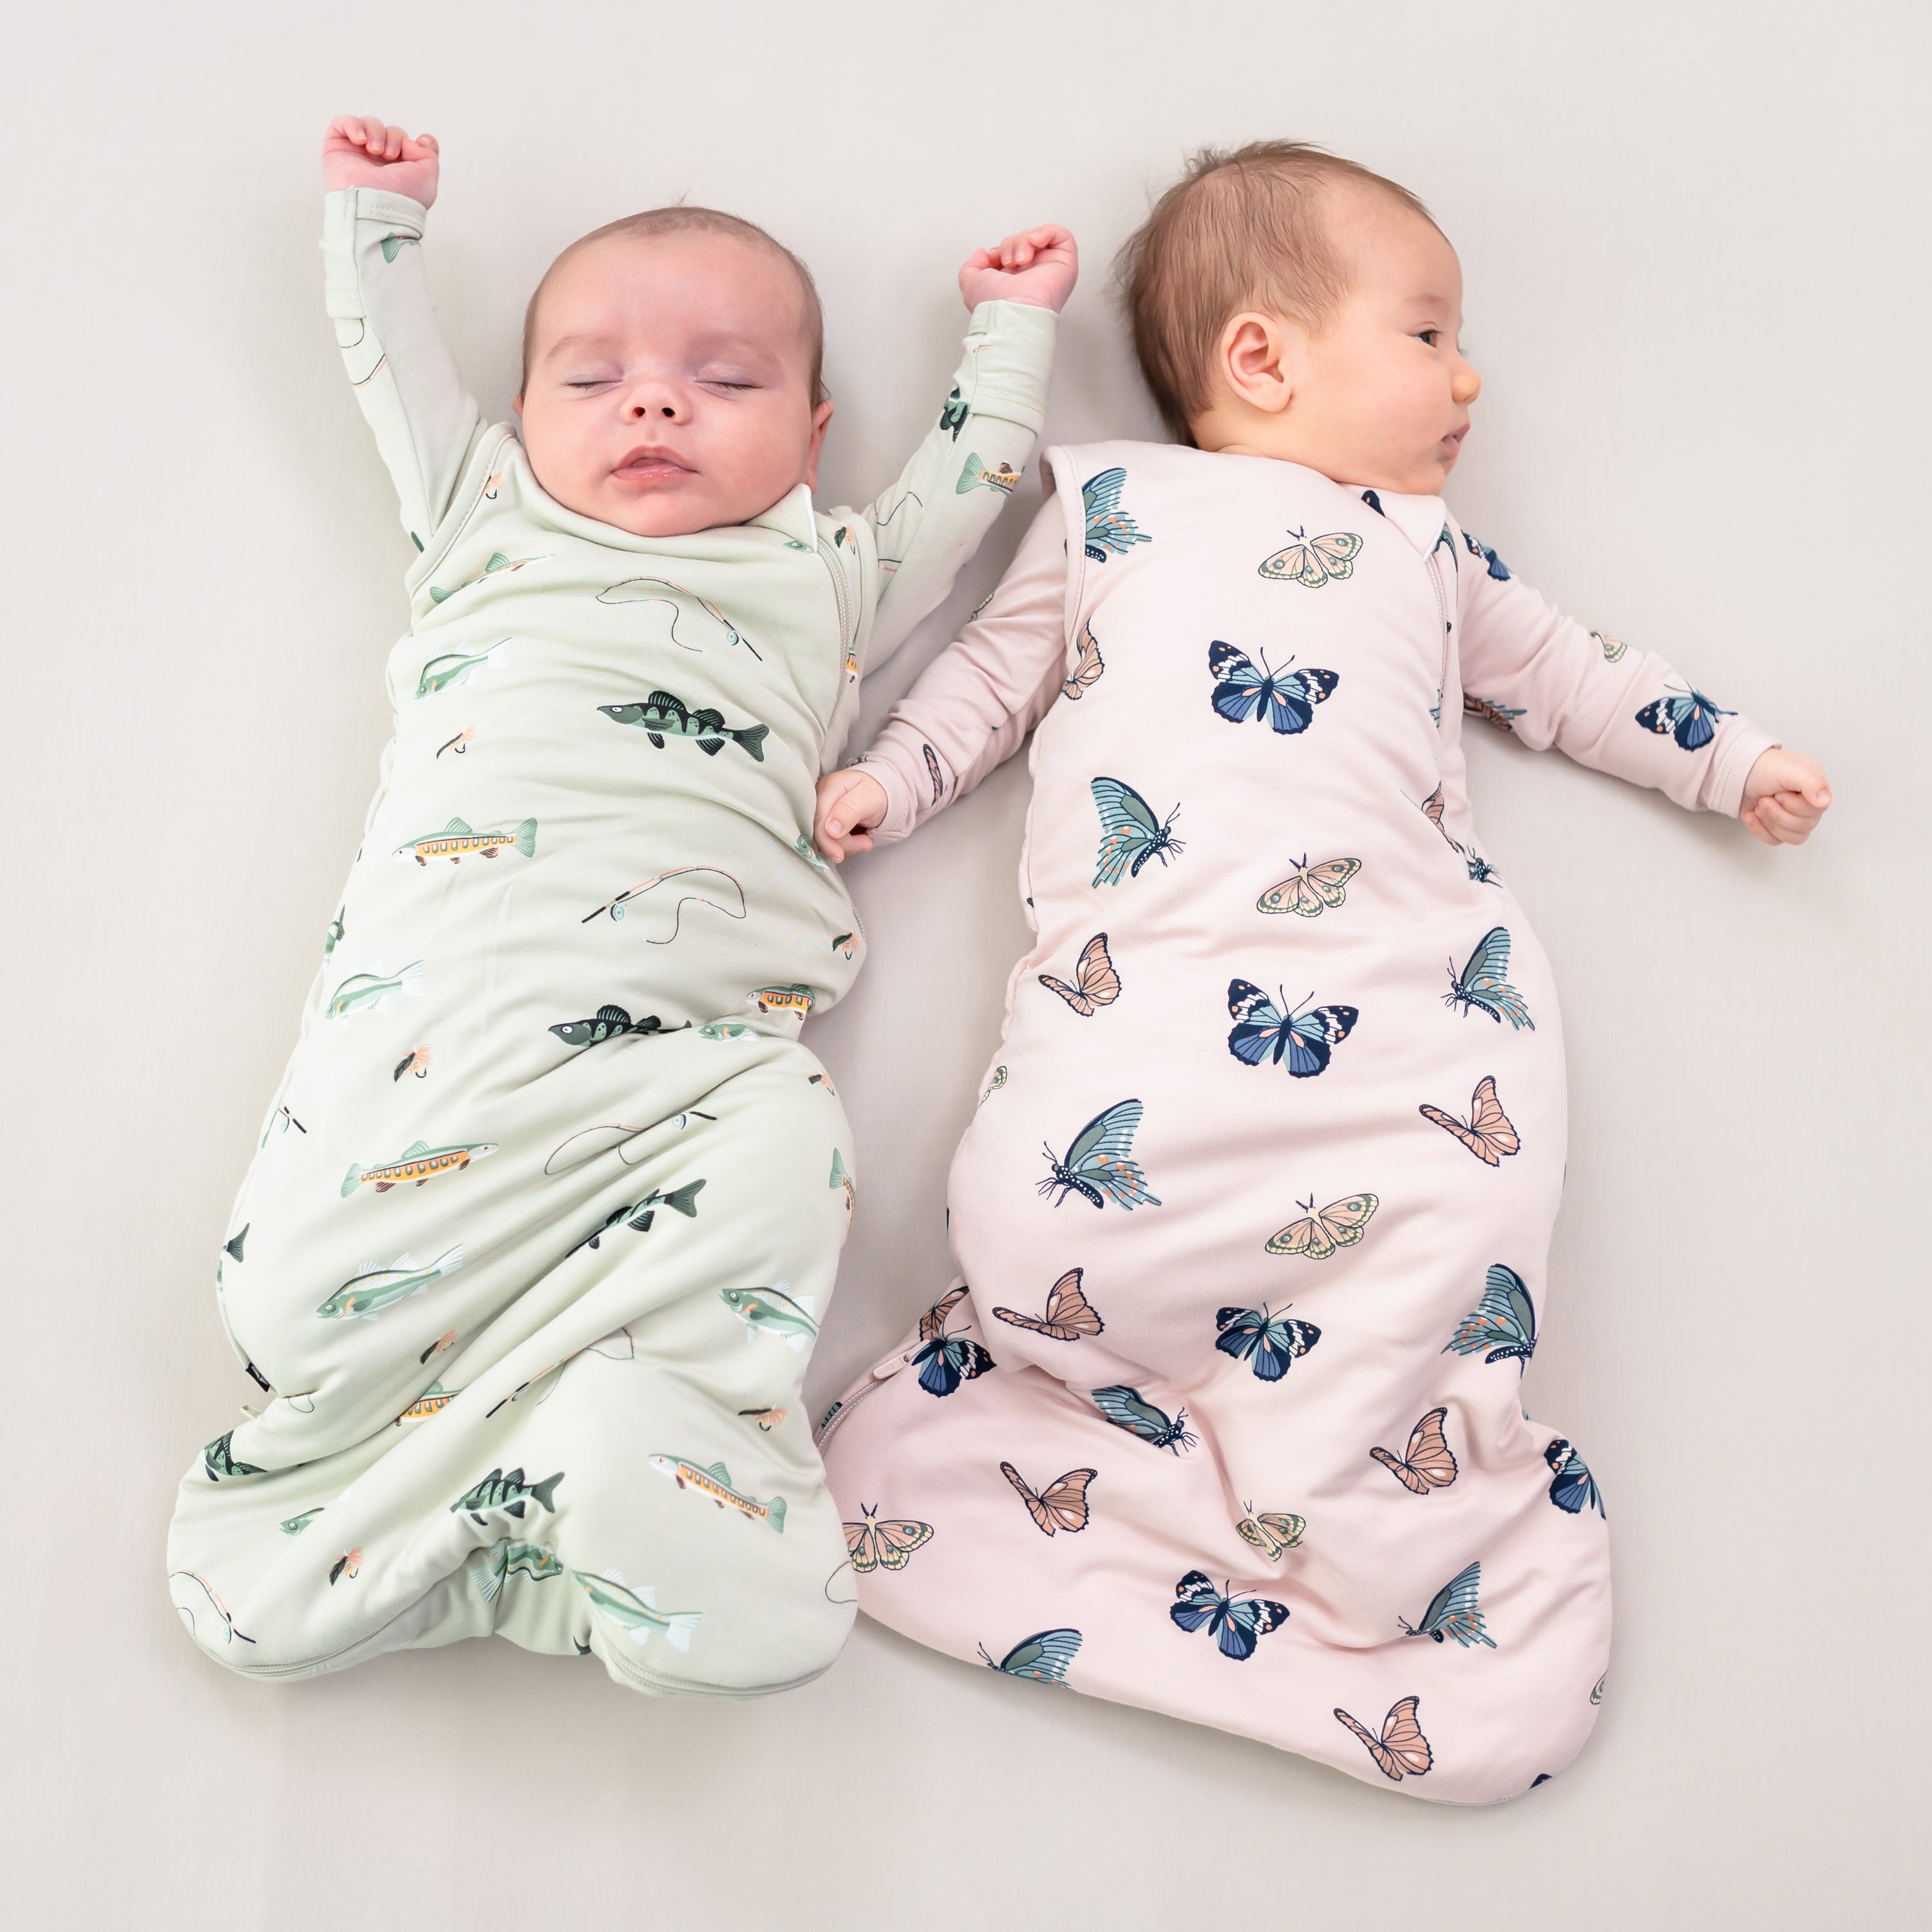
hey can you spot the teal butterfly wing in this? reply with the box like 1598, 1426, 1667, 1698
983, 1626, 1083, 1684
1399, 1559, 1495, 1648
1043, 1098, 1161, 1209
1088, 1385, 1195, 1452
1444, 925, 1534, 1030
1091, 777, 1180, 886
1443, 1263, 1538, 1369
1081, 468, 1151, 562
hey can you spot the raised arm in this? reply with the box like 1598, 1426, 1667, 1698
815, 500, 1070, 858
840, 226, 1074, 671
1452, 526, 1829, 839
319, 117, 487, 551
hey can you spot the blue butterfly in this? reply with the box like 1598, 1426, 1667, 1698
1443, 927, 1534, 1030
1227, 981, 1360, 1076
1443, 1263, 1538, 1370
1636, 686, 1734, 752
1462, 530, 1511, 580
1544, 1438, 1606, 1517
1089, 1384, 1195, 1453
910, 1285, 994, 1396
978, 1626, 1083, 1685
1081, 468, 1153, 562
1207, 641, 1340, 734
1169, 1571, 1289, 1662
1039, 1099, 1160, 1209
1397, 1558, 1496, 1648
1215, 1305, 1321, 1382
1091, 777, 1183, 886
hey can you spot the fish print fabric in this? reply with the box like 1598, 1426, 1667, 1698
165, 188, 1054, 1694
818, 441, 1775, 1799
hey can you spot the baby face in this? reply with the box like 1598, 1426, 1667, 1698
516, 231, 832, 537
1201, 191, 1482, 497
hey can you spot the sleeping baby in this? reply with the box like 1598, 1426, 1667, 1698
811, 139, 1829, 1799
166, 113, 1074, 1694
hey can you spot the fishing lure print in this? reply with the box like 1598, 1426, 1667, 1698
1215, 1305, 1321, 1382
1081, 468, 1152, 561
1419, 1075, 1520, 1165
911, 1287, 996, 1396
1444, 1264, 1539, 1369
1039, 932, 1120, 1015
392, 1044, 431, 1081
1258, 526, 1363, 587
1088, 1384, 1195, 1453
596, 576, 761, 658
1000, 1463, 1095, 1536
1370, 1408, 1459, 1494
1258, 855, 1360, 918
1544, 1438, 1606, 1517
1227, 981, 1360, 1076
1170, 1572, 1289, 1661
992, 1267, 1104, 1340
1208, 641, 1340, 734
1443, 927, 1534, 1030
1236, 1508, 1307, 1561
980, 1627, 1083, 1685
1636, 684, 1734, 752
845, 1506, 934, 1573
1039, 1098, 1161, 1209
1266, 1191, 1378, 1260
436, 722, 473, 752
1399, 1560, 1495, 1647
169, 1570, 256, 1647
1091, 777, 1184, 885
598, 690, 770, 761
1061, 620, 1104, 699
580, 866, 747, 938
1335, 1698, 1434, 1781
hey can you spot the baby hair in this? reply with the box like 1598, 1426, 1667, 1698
520, 205, 826, 402
1115, 140, 1437, 442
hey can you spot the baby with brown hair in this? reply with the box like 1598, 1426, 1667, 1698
810, 140, 1826, 1799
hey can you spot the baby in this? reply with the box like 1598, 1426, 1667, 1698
165, 113, 1074, 1696
811, 140, 1829, 1801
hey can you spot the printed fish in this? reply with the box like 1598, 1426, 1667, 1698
427, 551, 543, 603
549, 1005, 689, 1048
597, 691, 770, 761
393, 817, 537, 865
378, 231, 419, 263
415, 639, 509, 697
793, 833, 829, 876
699, 1021, 751, 1040
327, 961, 424, 1021
448, 1466, 565, 1526
719, 1283, 819, 1353
647, 1454, 788, 1532
324, 908, 345, 957
829, 1148, 855, 1218
224, 1226, 248, 1264
748, 983, 813, 1019
568, 1180, 706, 1255
939, 384, 969, 438
570, 1568, 701, 1650
279, 1508, 325, 1535
395, 1379, 457, 1423
317, 1245, 466, 1319
956, 451, 1020, 496
341, 1141, 498, 1196
469, 1537, 565, 1602
204, 1431, 264, 1482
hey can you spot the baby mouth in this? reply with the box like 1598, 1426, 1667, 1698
612, 446, 693, 481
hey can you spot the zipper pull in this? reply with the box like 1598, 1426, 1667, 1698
873, 1349, 916, 1381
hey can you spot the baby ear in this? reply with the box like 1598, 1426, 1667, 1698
804, 397, 835, 490
1218, 312, 1298, 415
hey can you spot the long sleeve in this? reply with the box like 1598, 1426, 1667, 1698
321, 189, 489, 550
853, 498, 1071, 840
1453, 529, 1777, 817
843, 301, 1057, 672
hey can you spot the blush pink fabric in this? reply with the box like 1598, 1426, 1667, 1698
819, 442, 1771, 1801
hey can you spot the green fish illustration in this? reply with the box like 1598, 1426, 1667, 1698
829, 1149, 855, 1217
449, 1466, 565, 1526
469, 1537, 565, 1602
223, 1226, 248, 1264
956, 451, 1020, 497
597, 690, 769, 761
279, 1508, 325, 1535
569, 1180, 705, 1256
393, 817, 537, 865
415, 638, 509, 697
342, 1141, 498, 1197
698, 1021, 751, 1041
378, 231, 419, 263
324, 908, 345, 957
938, 384, 968, 439
395, 1379, 456, 1423
316, 1244, 466, 1320
793, 833, 829, 876
548, 1004, 690, 1049
570, 1568, 701, 1650
719, 1282, 819, 1354
428, 551, 542, 603
204, 1431, 265, 1482
748, 983, 813, 1019
327, 961, 424, 1021
647, 1454, 788, 1532
783, 537, 812, 552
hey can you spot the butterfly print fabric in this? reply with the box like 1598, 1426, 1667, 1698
823, 439, 1770, 1801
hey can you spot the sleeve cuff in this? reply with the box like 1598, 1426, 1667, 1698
958, 300, 1059, 435
1701, 718, 1780, 818
852, 756, 922, 844
321, 188, 430, 321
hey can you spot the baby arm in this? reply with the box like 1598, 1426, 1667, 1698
320, 115, 487, 550
851, 227, 1075, 668
1453, 535, 1832, 844
815, 500, 1069, 858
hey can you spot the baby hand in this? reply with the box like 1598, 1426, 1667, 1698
815, 768, 889, 862
959, 225, 1079, 314
1739, 747, 1832, 846
323, 115, 440, 207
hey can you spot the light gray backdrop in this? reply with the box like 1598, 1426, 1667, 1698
5, 2, 1925, 1925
